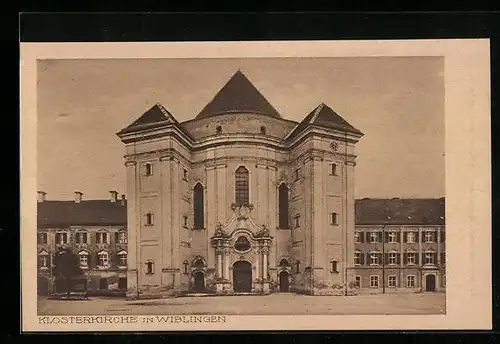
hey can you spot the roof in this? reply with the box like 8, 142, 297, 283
355, 198, 445, 226
117, 103, 193, 139
38, 197, 444, 228
196, 70, 282, 119
37, 200, 127, 228
286, 103, 363, 141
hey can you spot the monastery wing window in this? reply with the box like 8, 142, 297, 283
235, 166, 249, 206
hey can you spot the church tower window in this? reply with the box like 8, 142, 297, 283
193, 183, 204, 230
235, 166, 249, 206
278, 183, 289, 229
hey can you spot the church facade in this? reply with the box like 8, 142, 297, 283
116, 70, 365, 297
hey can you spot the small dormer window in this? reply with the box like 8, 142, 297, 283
260, 126, 266, 134
216, 126, 222, 134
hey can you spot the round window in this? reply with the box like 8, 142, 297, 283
234, 236, 251, 252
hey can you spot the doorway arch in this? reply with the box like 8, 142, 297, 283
233, 260, 252, 293
193, 271, 205, 293
425, 274, 436, 292
279, 271, 290, 292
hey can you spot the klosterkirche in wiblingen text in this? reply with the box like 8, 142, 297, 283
116, 70, 364, 298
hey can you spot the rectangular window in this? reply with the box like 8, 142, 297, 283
96, 233, 108, 244
388, 232, 397, 243
118, 278, 127, 289
39, 255, 48, 268
75, 232, 88, 244
369, 253, 379, 265
330, 260, 338, 273
370, 275, 379, 288
388, 275, 397, 288
330, 163, 338, 176
294, 215, 300, 228
183, 216, 188, 228
79, 254, 88, 267
425, 252, 435, 265
145, 213, 154, 226
440, 252, 446, 265
330, 212, 338, 225
407, 275, 416, 288
55, 232, 68, 244
37, 233, 48, 245
424, 231, 434, 243
406, 231, 416, 243
183, 169, 188, 181
98, 253, 109, 267
294, 169, 300, 181
355, 276, 361, 288
370, 232, 379, 243
99, 278, 108, 290
407, 252, 416, 265
119, 254, 127, 267
118, 232, 127, 244
354, 231, 363, 243
388, 252, 398, 265
354, 252, 362, 265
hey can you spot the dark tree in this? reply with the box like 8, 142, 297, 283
53, 248, 84, 296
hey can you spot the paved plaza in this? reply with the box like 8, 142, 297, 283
38, 292, 446, 316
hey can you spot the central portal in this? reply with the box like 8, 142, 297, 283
233, 260, 252, 293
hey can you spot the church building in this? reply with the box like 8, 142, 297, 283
116, 70, 364, 297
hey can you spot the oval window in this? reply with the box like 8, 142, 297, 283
234, 236, 251, 252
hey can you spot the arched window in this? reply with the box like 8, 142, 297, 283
146, 260, 155, 275
193, 258, 205, 267
193, 183, 204, 230
144, 163, 153, 176
278, 183, 289, 229
235, 166, 249, 206
279, 258, 290, 267
183, 260, 189, 274
78, 251, 89, 268
97, 251, 109, 267
117, 250, 127, 267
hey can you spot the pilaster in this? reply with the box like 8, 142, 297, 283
125, 161, 138, 296
160, 155, 173, 271
312, 156, 325, 278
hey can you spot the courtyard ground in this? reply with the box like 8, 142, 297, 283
38, 292, 446, 316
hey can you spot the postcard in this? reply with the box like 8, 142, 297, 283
20, 39, 491, 331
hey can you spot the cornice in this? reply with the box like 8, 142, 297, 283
123, 142, 357, 169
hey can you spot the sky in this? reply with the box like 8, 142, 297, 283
37, 57, 444, 201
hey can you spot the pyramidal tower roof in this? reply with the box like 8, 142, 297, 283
286, 103, 363, 141
196, 70, 281, 119
117, 103, 193, 139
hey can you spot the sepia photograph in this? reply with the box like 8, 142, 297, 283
20, 40, 491, 331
